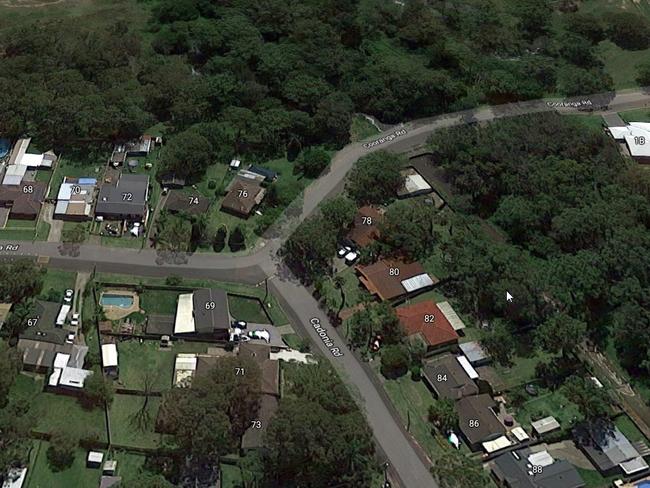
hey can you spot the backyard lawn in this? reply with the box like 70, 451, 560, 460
109, 394, 168, 449
228, 295, 269, 323
614, 414, 648, 444
117, 340, 176, 391
26, 441, 102, 488
11, 375, 107, 442
47, 158, 104, 199
576, 466, 620, 488
494, 347, 557, 391
596, 41, 650, 90
139, 289, 180, 316
515, 389, 583, 434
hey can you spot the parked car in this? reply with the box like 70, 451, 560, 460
344, 251, 359, 265
229, 327, 251, 342
248, 329, 271, 343
64, 289, 74, 303
71, 313, 80, 327
337, 245, 352, 258
232, 320, 247, 329
65, 332, 75, 344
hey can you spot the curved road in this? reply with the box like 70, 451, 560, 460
2, 88, 649, 488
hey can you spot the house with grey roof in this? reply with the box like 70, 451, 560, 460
422, 353, 479, 401
173, 288, 230, 340
574, 421, 650, 476
491, 448, 585, 488
95, 173, 149, 222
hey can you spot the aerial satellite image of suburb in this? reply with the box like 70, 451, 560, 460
1, 1, 650, 488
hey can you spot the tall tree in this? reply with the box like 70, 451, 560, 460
346, 151, 403, 205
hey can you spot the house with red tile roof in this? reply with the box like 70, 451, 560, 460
396, 300, 459, 353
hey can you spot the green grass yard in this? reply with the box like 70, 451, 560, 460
619, 108, 650, 123
494, 348, 557, 391
350, 115, 379, 142
380, 372, 442, 460
575, 466, 620, 488
319, 267, 364, 313
515, 389, 583, 433
11, 375, 107, 442
139, 289, 179, 316
39, 269, 77, 300
26, 441, 102, 488
596, 41, 650, 90
109, 394, 169, 449
117, 339, 210, 392
614, 414, 648, 444
228, 295, 269, 323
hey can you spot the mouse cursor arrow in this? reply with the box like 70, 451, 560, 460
506, 292, 514, 302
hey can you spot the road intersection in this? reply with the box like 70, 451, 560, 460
1, 88, 649, 488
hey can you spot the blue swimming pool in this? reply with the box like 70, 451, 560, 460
637, 483, 650, 488
100, 294, 134, 308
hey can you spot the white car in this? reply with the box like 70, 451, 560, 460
71, 313, 80, 327
229, 327, 251, 343
64, 289, 74, 303
248, 329, 271, 343
65, 332, 75, 344
337, 246, 352, 258
344, 251, 359, 265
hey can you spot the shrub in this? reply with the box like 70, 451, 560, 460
380, 345, 410, 379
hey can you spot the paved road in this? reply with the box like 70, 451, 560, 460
2, 88, 650, 488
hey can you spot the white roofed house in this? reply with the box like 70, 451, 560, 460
605, 122, 650, 164
1, 138, 56, 186
54, 177, 98, 221
47, 352, 93, 392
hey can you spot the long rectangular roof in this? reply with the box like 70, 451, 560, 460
192, 288, 230, 333
95, 173, 149, 217
101, 343, 118, 367
174, 293, 195, 334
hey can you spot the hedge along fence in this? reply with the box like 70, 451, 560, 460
30, 430, 179, 456
97, 281, 278, 325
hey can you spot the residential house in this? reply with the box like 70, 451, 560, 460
47, 352, 93, 391
173, 288, 230, 340
356, 259, 438, 301
396, 301, 459, 354
0, 181, 47, 220
422, 354, 479, 400
491, 448, 585, 488
221, 178, 266, 218
347, 206, 384, 248
397, 167, 433, 198
164, 189, 210, 215
574, 422, 649, 476
54, 177, 98, 221
18, 300, 88, 373
457, 394, 506, 451
1, 138, 56, 186
239, 343, 280, 450
110, 135, 155, 165
606, 122, 650, 164
95, 174, 149, 222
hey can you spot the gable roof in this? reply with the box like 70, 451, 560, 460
347, 205, 383, 247
0, 181, 47, 217
356, 259, 437, 301
457, 394, 505, 446
192, 288, 230, 333
575, 423, 649, 475
238, 343, 279, 396
19, 300, 67, 345
221, 179, 265, 216
492, 448, 585, 488
422, 354, 479, 400
165, 189, 210, 215
397, 301, 458, 348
